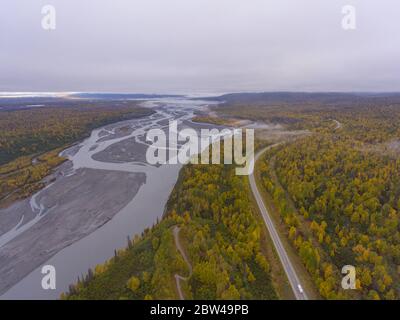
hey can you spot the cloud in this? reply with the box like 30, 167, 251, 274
1, 0, 399, 93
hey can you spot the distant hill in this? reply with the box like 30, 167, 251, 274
0, 93, 183, 111
72, 93, 182, 100
199, 92, 400, 105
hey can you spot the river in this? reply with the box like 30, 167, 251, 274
0, 97, 218, 299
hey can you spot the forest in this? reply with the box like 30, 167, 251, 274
63, 156, 279, 300
0, 101, 153, 207
5, 93, 400, 299
258, 136, 400, 299
62, 93, 400, 300
214, 93, 400, 299
0, 149, 66, 208
0, 102, 153, 165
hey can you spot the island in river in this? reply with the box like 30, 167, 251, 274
0, 97, 220, 299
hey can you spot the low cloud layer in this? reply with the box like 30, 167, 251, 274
1, 0, 399, 93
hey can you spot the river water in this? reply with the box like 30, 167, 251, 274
1, 97, 218, 299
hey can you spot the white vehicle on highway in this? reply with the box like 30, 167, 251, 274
297, 284, 304, 294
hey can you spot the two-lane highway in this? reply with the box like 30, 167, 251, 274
249, 145, 309, 300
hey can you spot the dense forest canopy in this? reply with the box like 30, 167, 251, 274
64, 160, 278, 300
0, 101, 153, 165
213, 93, 400, 299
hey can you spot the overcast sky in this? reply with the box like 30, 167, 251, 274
0, 0, 399, 94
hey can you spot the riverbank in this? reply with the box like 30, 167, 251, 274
0, 98, 218, 299
63, 146, 279, 300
